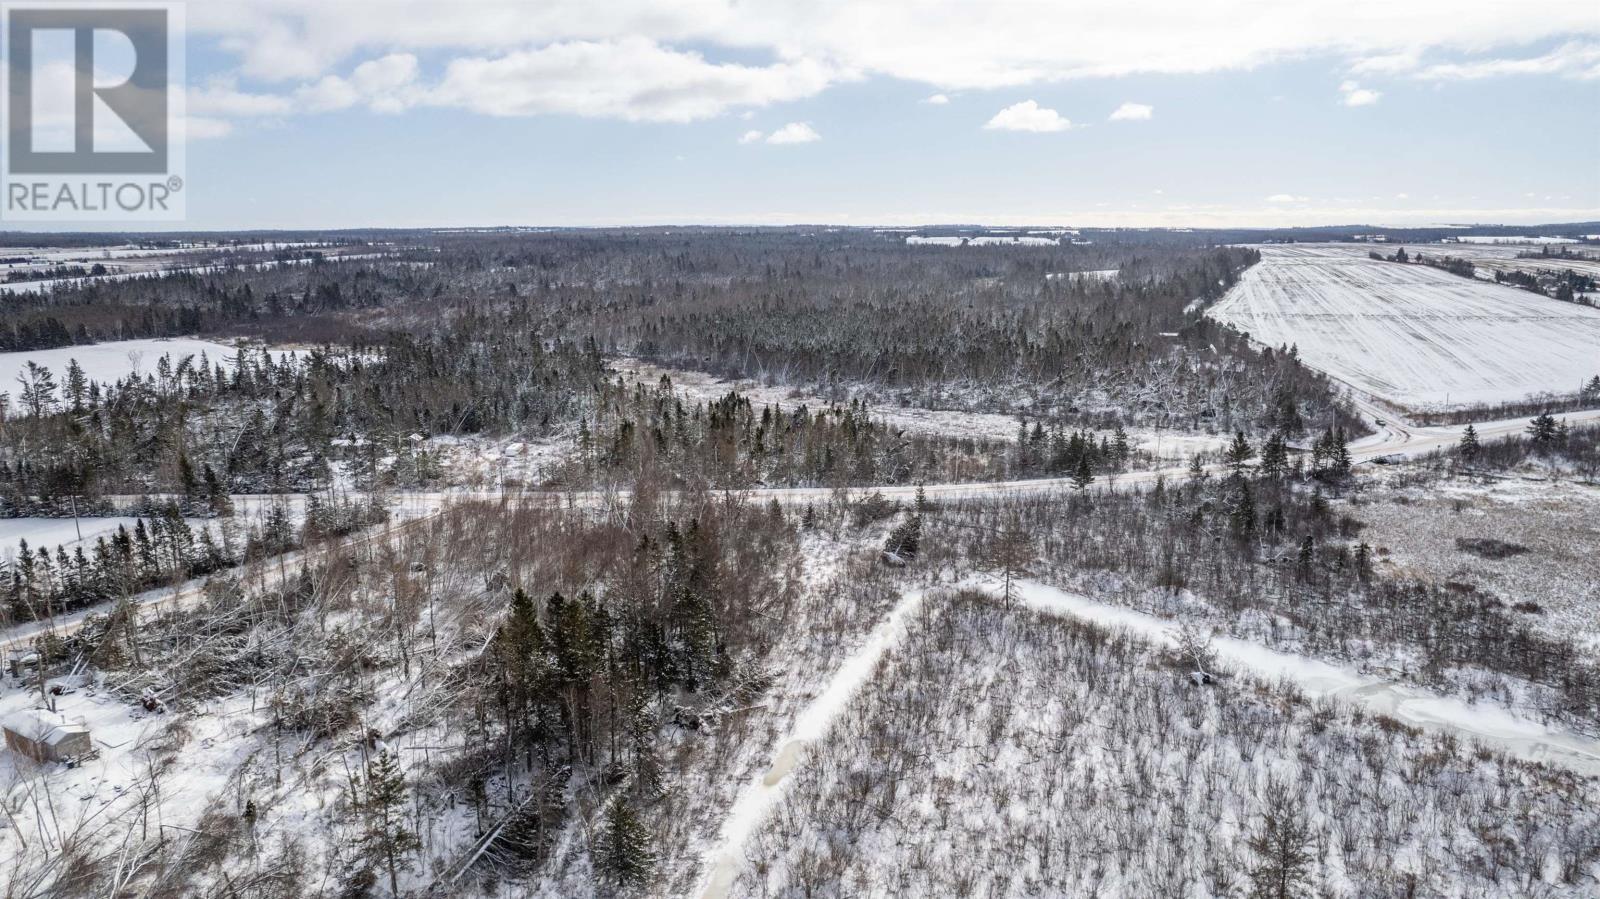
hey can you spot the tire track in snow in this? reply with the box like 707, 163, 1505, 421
1006, 579, 1600, 777
694, 588, 930, 899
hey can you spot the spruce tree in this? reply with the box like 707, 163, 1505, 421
357, 750, 419, 897
1071, 456, 1094, 491
1224, 431, 1255, 479
1259, 431, 1290, 479
1457, 424, 1480, 463
597, 796, 654, 887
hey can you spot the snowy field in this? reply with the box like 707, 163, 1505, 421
0, 517, 146, 562
1356, 478, 1600, 652
1208, 245, 1600, 410
1, 337, 292, 388
905, 235, 1058, 246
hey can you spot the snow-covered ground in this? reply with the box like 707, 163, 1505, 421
1208, 244, 1600, 410
722, 590, 1600, 898
1356, 477, 1600, 652
906, 235, 1058, 246
0, 337, 283, 388
1455, 235, 1578, 245
1006, 579, 1600, 774
0, 517, 147, 562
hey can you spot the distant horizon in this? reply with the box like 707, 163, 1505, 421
1, 219, 1598, 238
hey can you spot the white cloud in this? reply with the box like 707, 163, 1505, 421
188, 81, 294, 117
738, 129, 765, 144
1395, 192, 1409, 200
1339, 80, 1382, 106
185, 117, 236, 140
1266, 194, 1309, 203
765, 121, 820, 144
923, 93, 950, 105
1413, 40, 1600, 80
428, 38, 836, 122
184, 1, 1599, 128
1109, 102, 1153, 121
984, 100, 1071, 132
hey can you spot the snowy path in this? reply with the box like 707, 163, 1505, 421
690, 578, 1600, 897
694, 588, 930, 899
1006, 579, 1600, 777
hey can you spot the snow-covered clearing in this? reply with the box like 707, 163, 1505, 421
1, 337, 290, 388
0, 517, 147, 562
1208, 244, 1600, 410
1355, 476, 1600, 652
1456, 235, 1578, 245
905, 235, 1058, 246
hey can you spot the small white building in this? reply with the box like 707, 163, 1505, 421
2, 709, 93, 763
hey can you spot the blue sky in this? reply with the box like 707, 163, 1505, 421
160, 2, 1600, 229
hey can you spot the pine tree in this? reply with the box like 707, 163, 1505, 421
357, 749, 418, 897
1259, 431, 1290, 479
1223, 431, 1255, 479
597, 796, 654, 887
1457, 424, 1480, 463
1228, 480, 1257, 538
1071, 456, 1094, 491
1295, 535, 1316, 582
1527, 412, 1559, 448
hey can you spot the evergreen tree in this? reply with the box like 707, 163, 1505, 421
597, 796, 654, 887
1258, 431, 1290, 479
1527, 412, 1559, 448
1223, 431, 1255, 479
1457, 424, 1480, 463
357, 749, 419, 897
1071, 456, 1094, 491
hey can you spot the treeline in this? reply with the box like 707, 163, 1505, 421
3, 494, 385, 626
0, 256, 432, 352
580, 239, 1361, 437
1439, 416, 1600, 479
564, 379, 1018, 488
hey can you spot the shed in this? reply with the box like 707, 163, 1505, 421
2, 709, 93, 763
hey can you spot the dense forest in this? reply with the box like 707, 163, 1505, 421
2, 229, 1365, 512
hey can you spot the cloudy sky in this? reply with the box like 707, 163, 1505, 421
164, 0, 1600, 228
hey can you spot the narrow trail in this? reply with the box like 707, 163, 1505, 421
1008, 580, 1600, 777
694, 589, 930, 899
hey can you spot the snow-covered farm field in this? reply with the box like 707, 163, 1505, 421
1, 337, 276, 388
1208, 245, 1600, 410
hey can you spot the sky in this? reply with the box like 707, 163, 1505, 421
76, 1, 1600, 229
